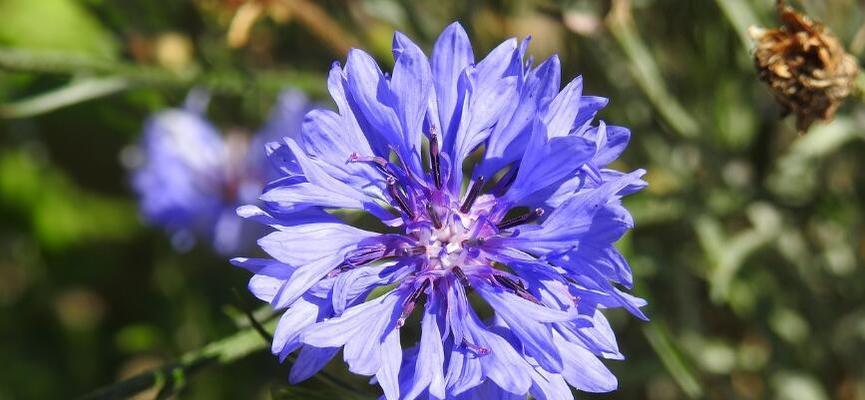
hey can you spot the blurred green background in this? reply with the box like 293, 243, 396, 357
1, 0, 864, 399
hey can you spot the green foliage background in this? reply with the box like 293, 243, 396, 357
1, 0, 864, 399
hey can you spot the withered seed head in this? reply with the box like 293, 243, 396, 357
749, 0, 859, 133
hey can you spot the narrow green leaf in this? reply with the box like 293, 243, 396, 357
643, 322, 704, 399
606, 1, 700, 139
714, 0, 761, 49
0, 76, 129, 118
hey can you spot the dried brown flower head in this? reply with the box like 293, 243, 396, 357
750, 1, 859, 133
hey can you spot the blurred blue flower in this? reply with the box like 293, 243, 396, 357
133, 90, 310, 255
234, 22, 647, 399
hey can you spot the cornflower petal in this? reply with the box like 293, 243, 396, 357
301, 292, 403, 375
432, 22, 475, 139
235, 22, 648, 399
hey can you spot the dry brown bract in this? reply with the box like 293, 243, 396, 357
750, 1, 859, 133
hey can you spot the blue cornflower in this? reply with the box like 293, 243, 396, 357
234, 22, 647, 399
133, 90, 310, 254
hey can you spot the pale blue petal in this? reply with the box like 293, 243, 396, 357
257, 221, 376, 307
503, 122, 596, 204
402, 295, 446, 400
431, 22, 474, 139
282, 138, 378, 206
528, 365, 574, 400
258, 221, 376, 266
272, 297, 322, 356
391, 31, 433, 170
261, 181, 366, 212
376, 328, 403, 400
587, 123, 631, 167
248, 273, 285, 304
503, 170, 646, 254
544, 76, 584, 138
458, 310, 533, 395
478, 55, 561, 178
571, 96, 609, 136
474, 38, 519, 96
302, 292, 402, 375
289, 345, 339, 384
444, 345, 483, 395
331, 263, 410, 315
326, 62, 378, 151
344, 49, 403, 154
554, 331, 618, 392
455, 381, 524, 400
445, 39, 522, 193
236, 204, 335, 229
476, 281, 579, 373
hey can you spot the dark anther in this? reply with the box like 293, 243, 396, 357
426, 203, 442, 229
493, 274, 520, 291
460, 176, 485, 213
397, 245, 426, 257
387, 176, 415, 220
453, 266, 471, 287
493, 274, 542, 305
397, 280, 430, 328
430, 132, 442, 189
497, 207, 544, 230
491, 166, 518, 196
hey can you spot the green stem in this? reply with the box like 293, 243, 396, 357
77, 318, 369, 399
643, 322, 704, 399
854, 72, 865, 103
713, 0, 761, 49
0, 47, 326, 97
77, 322, 272, 400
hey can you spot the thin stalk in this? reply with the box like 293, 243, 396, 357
77, 319, 366, 399
0, 76, 129, 118
605, 0, 700, 139
643, 322, 704, 399
77, 322, 273, 400
713, 0, 761, 49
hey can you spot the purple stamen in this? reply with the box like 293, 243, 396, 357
453, 266, 471, 287
398, 245, 426, 257
348, 152, 398, 179
462, 340, 491, 356
493, 274, 519, 291
397, 280, 430, 328
466, 214, 494, 241
390, 145, 419, 185
348, 152, 387, 168
497, 207, 544, 230
430, 132, 442, 189
426, 203, 442, 229
460, 176, 485, 213
494, 274, 543, 305
387, 177, 416, 220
